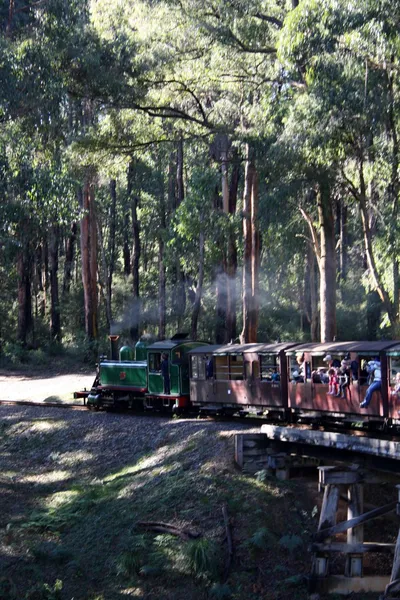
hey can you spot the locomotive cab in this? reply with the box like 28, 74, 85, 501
146, 335, 208, 412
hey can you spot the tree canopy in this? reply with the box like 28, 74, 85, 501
1, 0, 400, 360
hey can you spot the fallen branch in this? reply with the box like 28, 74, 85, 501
136, 521, 201, 541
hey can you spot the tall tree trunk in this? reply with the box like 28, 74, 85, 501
190, 225, 205, 340
123, 211, 131, 277
240, 145, 259, 343
216, 134, 233, 343
80, 179, 98, 340
176, 136, 184, 206
159, 238, 166, 340
250, 165, 260, 341
357, 160, 396, 326
63, 222, 77, 296
226, 150, 240, 342
6, 0, 14, 36
170, 140, 186, 328
304, 244, 319, 341
97, 220, 112, 331
17, 244, 32, 345
158, 165, 166, 340
49, 224, 61, 341
215, 265, 228, 344
337, 200, 348, 283
386, 59, 400, 334
127, 159, 141, 341
317, 183, 336, 342
107, 179, 117, 315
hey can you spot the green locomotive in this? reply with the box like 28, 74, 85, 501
84, 334, 207, 413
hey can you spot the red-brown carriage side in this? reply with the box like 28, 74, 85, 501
189, 342, 297, 416
285, 340, 399, 423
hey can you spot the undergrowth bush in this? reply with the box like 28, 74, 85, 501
184, 538, 219, 580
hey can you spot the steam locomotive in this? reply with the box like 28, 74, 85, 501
77, 335, 400, 429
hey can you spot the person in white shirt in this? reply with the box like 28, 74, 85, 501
360, 358, 381, 408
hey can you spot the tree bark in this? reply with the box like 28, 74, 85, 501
250, 165, 260, 342
170, 140, 186, 328
123, 211, 131, 277
49, 224, 61, 341
107, 179, 117, 315
337, 200, 348, 283
317, 183, 336, 342
304, 244, 319, 341
226, 150, 240, 342
240, 145, 259, 343
17, 244, 32, 345
190, 225, 205, 340
97, 219, 112, 331
127, 159, 141, 341
63, 222, 77, 296
158, 168, 166, 340
80, 179, 98, 341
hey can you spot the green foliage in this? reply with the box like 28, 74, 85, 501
24, 580, 63, 600
184, 538, 218, 579
2, 0, 400, 352
209, 583, 232, 599
245, 527, 276, 554
278, 534, 303, 555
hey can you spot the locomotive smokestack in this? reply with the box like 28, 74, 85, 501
109, 335, 120, 361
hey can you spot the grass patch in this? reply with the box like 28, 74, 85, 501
2, 419, 321, 600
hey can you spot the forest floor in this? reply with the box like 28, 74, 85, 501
0, 368, 396, 600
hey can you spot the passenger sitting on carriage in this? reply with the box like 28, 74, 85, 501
391, 373, 400, 399
327, 368, 339, 395
338, 361, 351, 400
312, 370, 322, 383
271, 368, 280, 382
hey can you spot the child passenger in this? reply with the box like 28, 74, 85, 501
327, 368, 339, 395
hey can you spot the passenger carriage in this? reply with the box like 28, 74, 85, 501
189, 342, 297, 416
285, 341, 399, 424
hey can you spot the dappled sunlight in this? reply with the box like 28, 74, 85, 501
103, 437, 192, 485
52, 450, 94, 466
20, 470, 71, 484
46, 489, 81, 510
4, 418, 66, 437
30, 419, 65, 432
120, 588, 144, 597
1, 471, 18, 478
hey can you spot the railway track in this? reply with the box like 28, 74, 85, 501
0, 399, 87, 410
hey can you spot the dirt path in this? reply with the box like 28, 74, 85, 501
0, 370, 95, 404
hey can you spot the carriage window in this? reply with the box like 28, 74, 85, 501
311, 357, 328, 383
149, 353, 161, 373
389, 358, 400, 385
260, 354, 280, 381
289, 356, 306, 382
215, 355, 229, 380
230, 354, 244, 380
190, 356, 207, 380
191, 356, 199, 379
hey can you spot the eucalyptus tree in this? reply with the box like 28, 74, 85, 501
86, 0, 297, 342
278, 0, 400, 338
